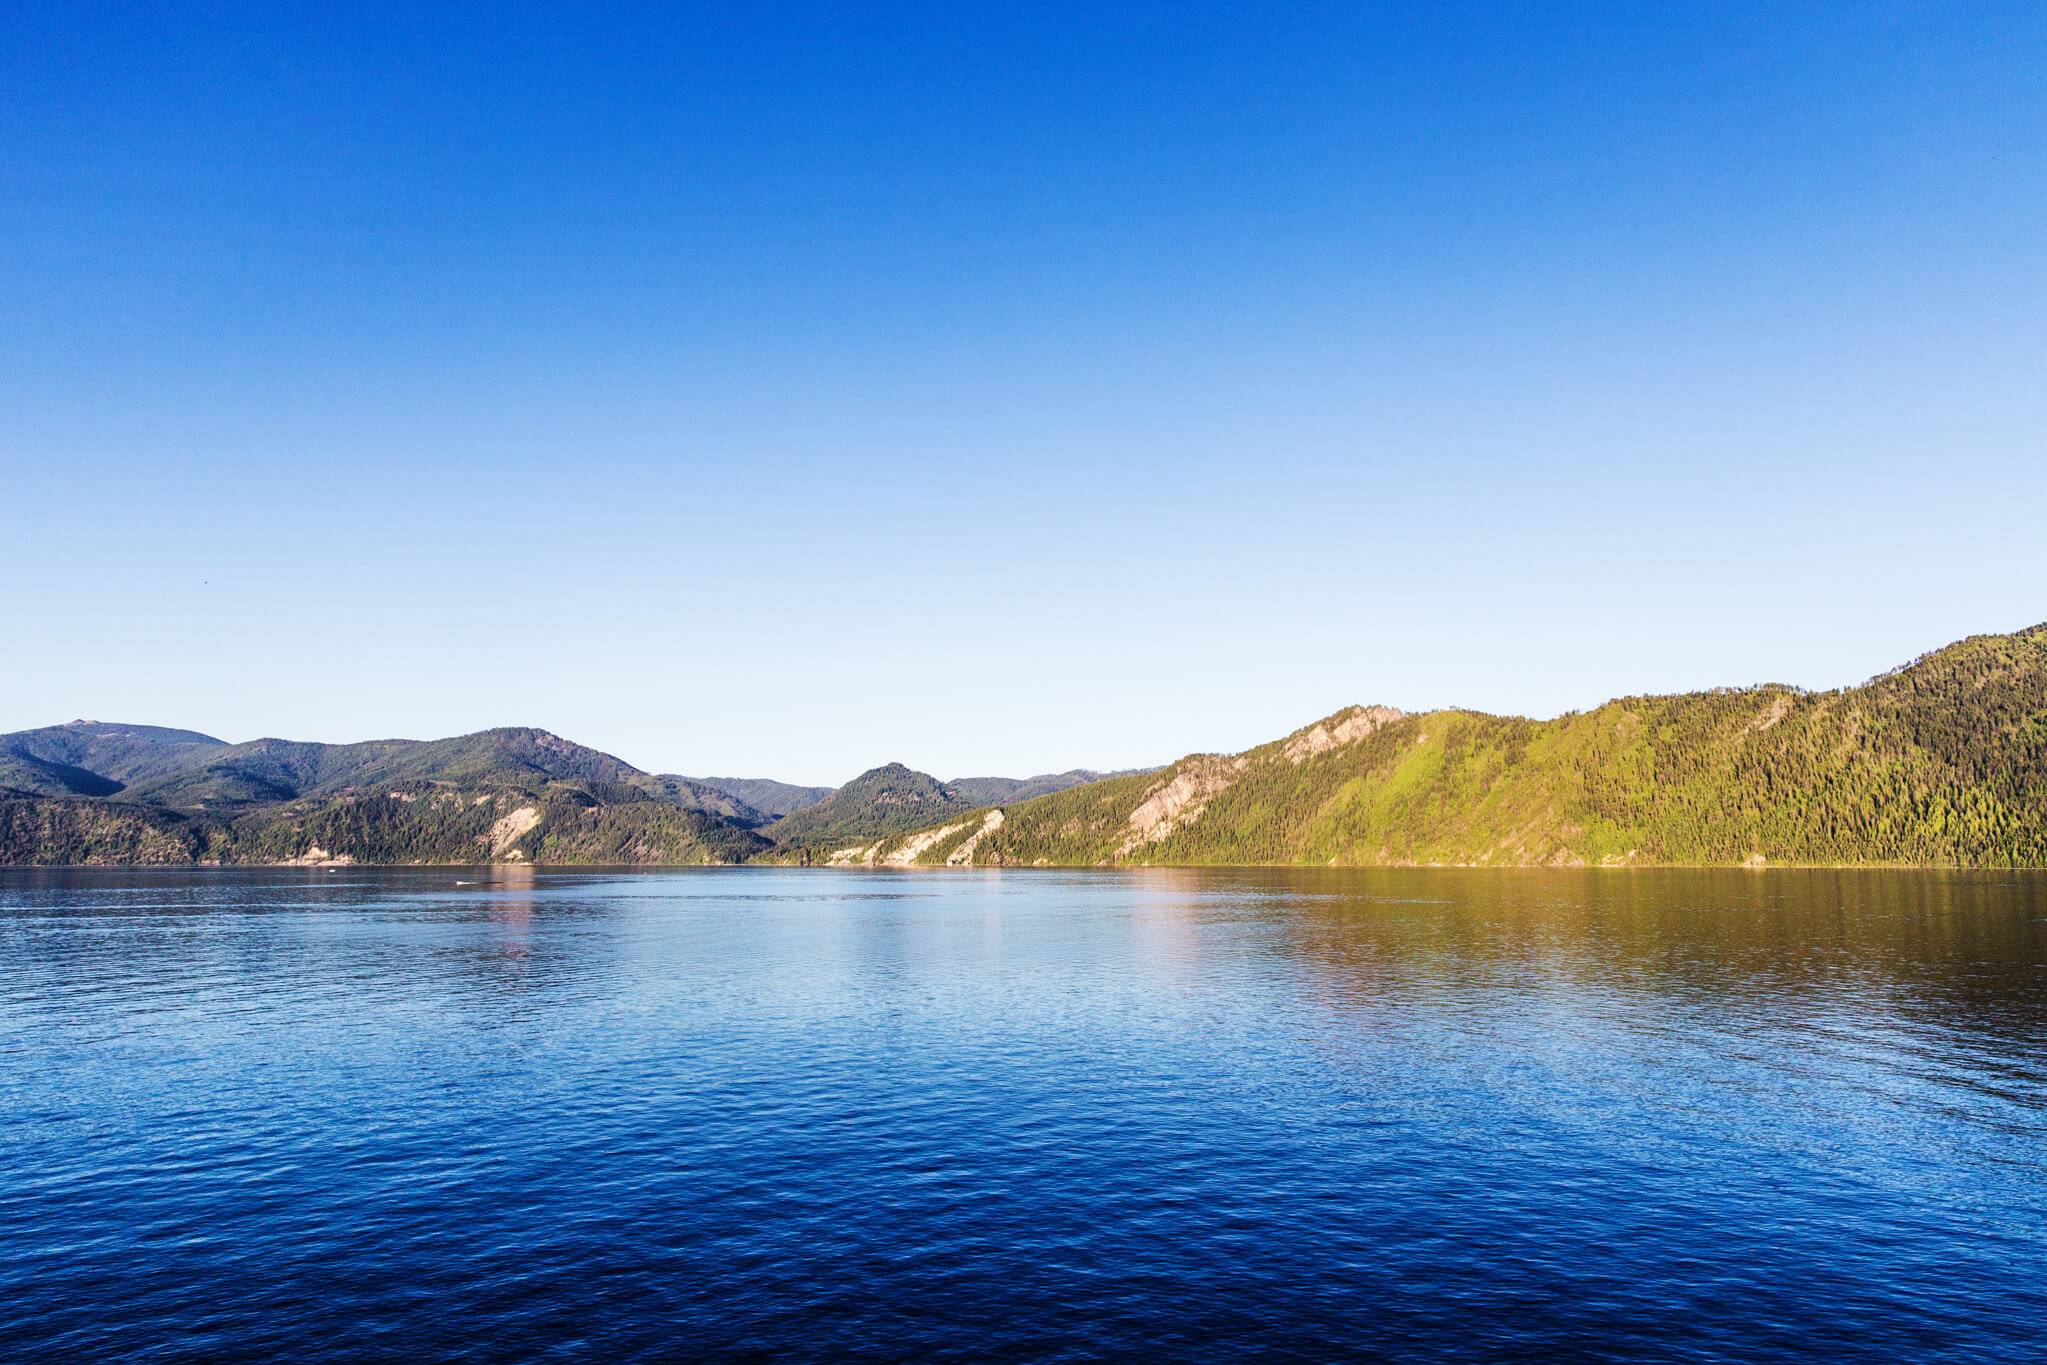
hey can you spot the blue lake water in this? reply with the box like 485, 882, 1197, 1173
2, 866, 2043, 1361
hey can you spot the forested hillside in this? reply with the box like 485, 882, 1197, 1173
854, 625, 2047, 869
949, 769, 1154, 805
5, 627, 2044, 867
676, 776, 833, 820
0, 726, 769, 866
764, 764, 975, 856
0, 723, 228, 798
757, 763, 1151, 857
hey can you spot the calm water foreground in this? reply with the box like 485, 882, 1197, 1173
2, 867, 2043, 1362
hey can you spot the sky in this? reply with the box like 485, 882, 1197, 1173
4, 3, 2044, 784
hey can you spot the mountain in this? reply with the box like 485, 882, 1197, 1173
0, 722, 228, 798
121, 728, 643, 806
0, 725, 770, 866
0, 794, 217, 864
675, 776, 833, 821
763, 763, 976, 854
7, 625, 2045, 868
756, 766, 1154, 854
843, 625, 2047, 869
949, 769, 1155, 805
108, 727, 766, 820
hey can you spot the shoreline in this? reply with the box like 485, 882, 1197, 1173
6, 860, 2045, 873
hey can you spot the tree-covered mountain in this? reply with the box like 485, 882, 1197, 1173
675, 776, 833, 821
948, 769, 1154, 805
0, 726, 1129, 866
759, 765, 1157, 854
846, 625, 2047, 870
0, 722, 229, 798
114, 728, 736, 811
5, 625, 2045, 868
0, 786, 768, 867
686, 768, 1142, 838
0, 725, 769, 866
762, 763, 974, 855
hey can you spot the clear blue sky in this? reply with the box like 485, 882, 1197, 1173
5, 3, 2043, 784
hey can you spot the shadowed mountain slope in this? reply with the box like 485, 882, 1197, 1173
0, 722, 228, 798
0, 726, 770, 866
120, 728, 643, 805
675, 776, 834, 821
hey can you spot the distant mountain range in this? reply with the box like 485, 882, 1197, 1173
0, 725, 772, 866
4, 625, 2045, 867
672, 776, 832, 821
670, 769, 1142, 830
0, 722, 1142, 867
748, 764, 1150, 858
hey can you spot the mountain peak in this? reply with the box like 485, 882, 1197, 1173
762, 763, 963, 851
0, 722, 233, 798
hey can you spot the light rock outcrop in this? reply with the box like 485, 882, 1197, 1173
1115, 757, 1247, 858
1283, 705, 1404, 763
487, 805, 541, 857
945, 809, 1004, 866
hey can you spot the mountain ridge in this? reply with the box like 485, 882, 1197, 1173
0, 725, 773, 866
673, 776, 834, 821
763, 763, 972, 855
0, 721, 230, 798
4, 624, 2044, 867
845, 626, 2047, 869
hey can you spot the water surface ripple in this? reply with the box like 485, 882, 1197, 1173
2, 867, 2043, 1360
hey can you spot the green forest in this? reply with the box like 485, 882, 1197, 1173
860, 624, 2047, 869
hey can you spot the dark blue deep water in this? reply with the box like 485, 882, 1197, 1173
3, 867, 2044, 1361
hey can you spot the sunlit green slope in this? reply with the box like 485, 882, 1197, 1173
860, 625, 2047, 869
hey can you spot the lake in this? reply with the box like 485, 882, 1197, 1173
2, 866, 2043, 1360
